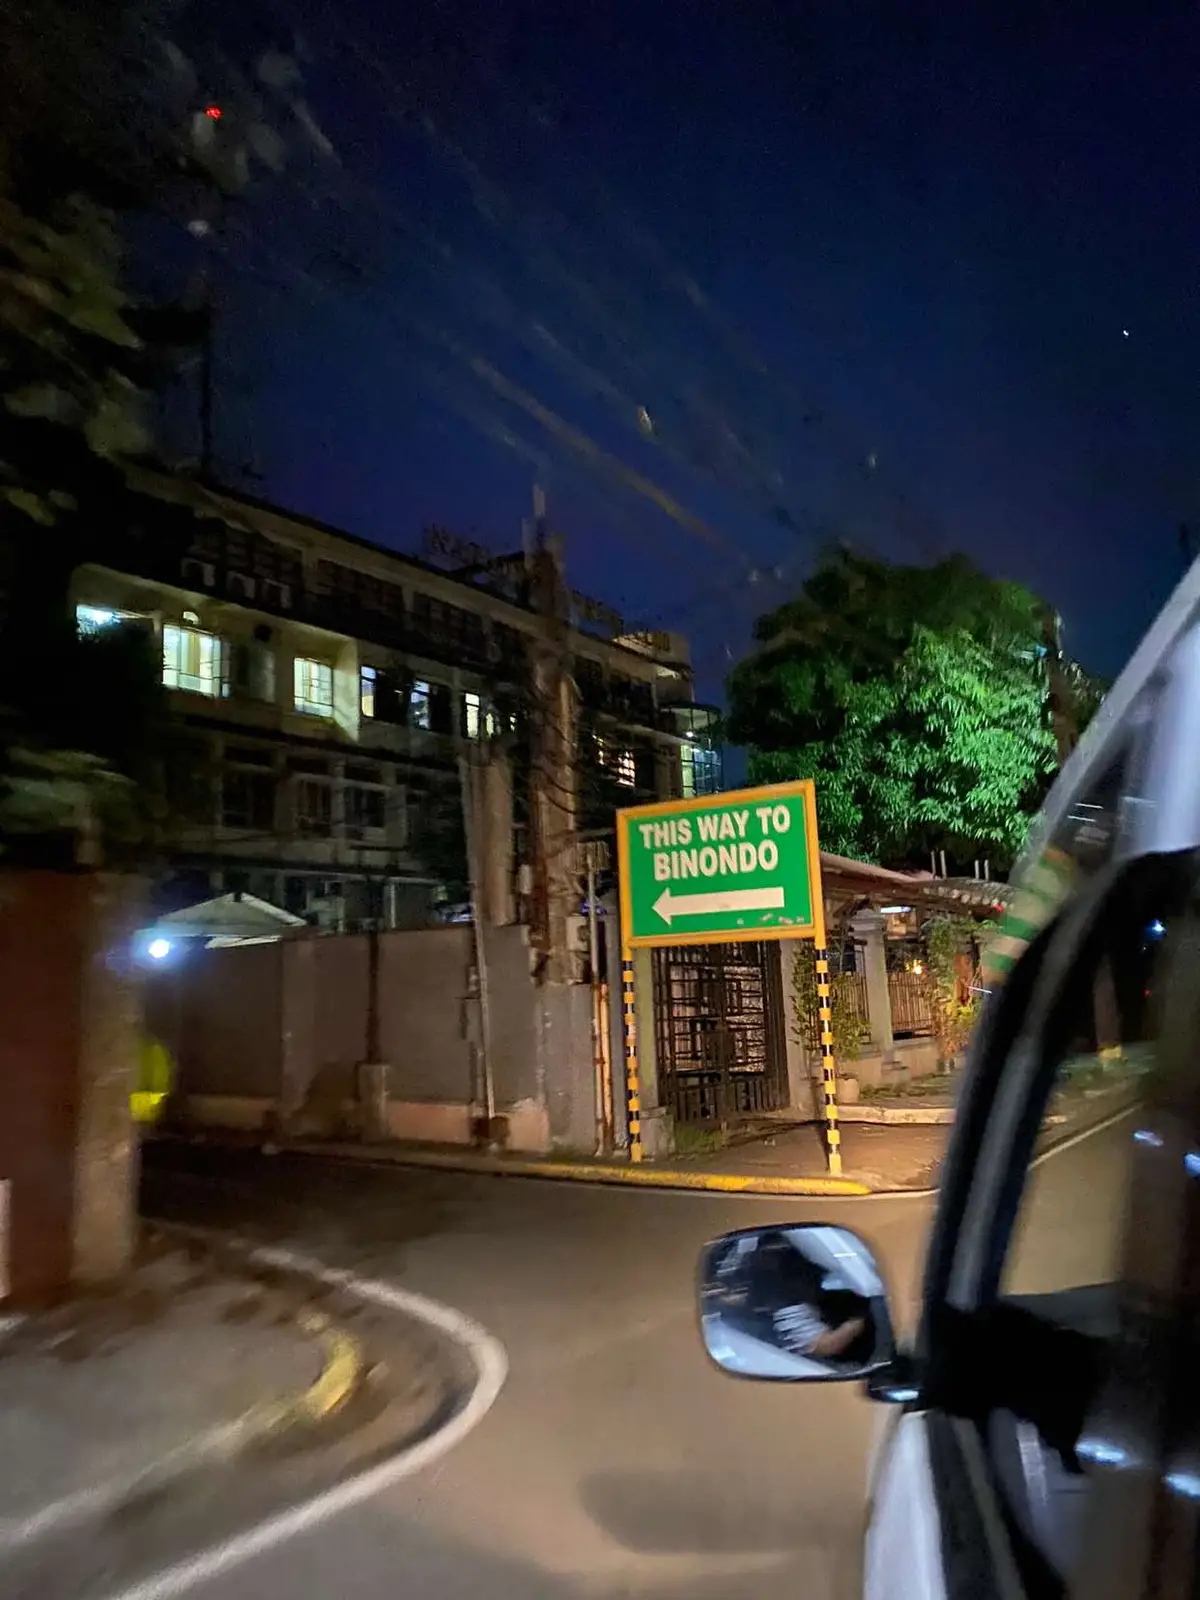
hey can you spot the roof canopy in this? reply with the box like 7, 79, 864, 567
155, 892, 306, 941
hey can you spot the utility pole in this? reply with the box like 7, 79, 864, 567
199, 300, 215, 482
460, 749, 497, 1144
525, 486, 580, 985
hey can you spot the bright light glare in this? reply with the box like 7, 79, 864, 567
147, 938, 172, 961
76, 606, 118, 634
1078, 1437, 1129, 1467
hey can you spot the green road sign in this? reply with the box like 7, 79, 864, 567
616, 780, 824, 948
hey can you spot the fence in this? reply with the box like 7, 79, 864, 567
887, 970, 933, 1036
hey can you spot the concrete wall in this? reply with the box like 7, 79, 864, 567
151, 924, 593, 1152
378, 926, 474, 1104
146, 942, 282, 1100
313, 934, 370, 1106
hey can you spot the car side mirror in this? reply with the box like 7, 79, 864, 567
697, 1223, 897, 1382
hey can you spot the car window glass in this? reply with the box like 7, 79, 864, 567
982, 752, 1129, 996
982, 852, 1197, 1587
1000, 855, 1181, 1309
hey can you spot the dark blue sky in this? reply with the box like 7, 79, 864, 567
198, 1, 1199, 704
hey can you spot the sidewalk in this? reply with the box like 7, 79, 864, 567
0, 1230, 364, 1553
680, 1121, 948, 1192
157, 1073, 1138, 1198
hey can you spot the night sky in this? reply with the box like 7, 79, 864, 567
193, 1, 1199, 708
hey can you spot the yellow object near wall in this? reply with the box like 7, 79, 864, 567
132, 1036, 175, 1126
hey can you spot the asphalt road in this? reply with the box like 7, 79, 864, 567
134, 1116, 1131, 1600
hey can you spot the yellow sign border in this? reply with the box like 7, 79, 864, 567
616, 778, 827, 950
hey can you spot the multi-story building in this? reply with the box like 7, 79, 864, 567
70, 473, 722, 928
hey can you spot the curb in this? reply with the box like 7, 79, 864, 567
0, 1266, 365, 1556
838, 1104, 956, 1125
66, 1239, 508, 1600
283, 1138, 872, 1197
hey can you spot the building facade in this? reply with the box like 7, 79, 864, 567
70, 473, 722, 928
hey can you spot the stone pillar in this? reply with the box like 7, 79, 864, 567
0, 870, 143, 1306
850, 910, 895, 1062
72, 876, 144, 1287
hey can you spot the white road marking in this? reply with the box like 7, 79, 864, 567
832, 1098, 1141, 1204
97, 1244, 508, 1600
1027, 1101, 1137, 1170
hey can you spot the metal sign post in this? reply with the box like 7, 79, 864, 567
616, 781, 841, 1175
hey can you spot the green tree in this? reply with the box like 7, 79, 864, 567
727, 548, 1100, 869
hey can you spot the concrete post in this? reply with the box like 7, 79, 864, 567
278, 937, 318, 1133
850, 910, 895, 1062
72, 876, 144, 1287
478, 753, 516, 926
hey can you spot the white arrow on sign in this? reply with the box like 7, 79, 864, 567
653, 885, 785, 925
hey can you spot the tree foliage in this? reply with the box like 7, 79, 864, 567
0, 0, 332, 858
0, 189, 150, 525
727, 548, 1100, 869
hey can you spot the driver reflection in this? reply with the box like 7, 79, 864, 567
755, 1231, 875, 1369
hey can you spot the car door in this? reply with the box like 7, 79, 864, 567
866, 599, 1200, 1600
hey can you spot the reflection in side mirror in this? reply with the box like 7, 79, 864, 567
697, 1223, 897, 1382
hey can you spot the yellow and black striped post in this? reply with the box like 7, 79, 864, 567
621, 951, 643, 1163
814, 947, 842, 1177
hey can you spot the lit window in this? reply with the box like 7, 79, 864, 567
76, 605, 120, 635
163, 623, 222, 696
485, 707, 503, 738
683, 744, 721, 797
682, 744, 697, 799
597, 736, 636, 787
360, 665, 377, 719
294, 658, 334, 716
410, 679, 431, 729
464, 692, 482, 739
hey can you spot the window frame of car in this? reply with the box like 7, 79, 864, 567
907, 610, 1200, 1600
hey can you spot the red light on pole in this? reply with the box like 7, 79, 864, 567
204, 105, 222, 120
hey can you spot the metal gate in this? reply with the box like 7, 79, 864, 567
887, 971, 933, 1036
651, 942, 789, 1125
